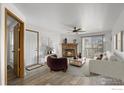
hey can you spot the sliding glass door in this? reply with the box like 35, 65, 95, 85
82, 35, 104, 58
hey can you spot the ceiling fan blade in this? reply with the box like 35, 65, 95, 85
73, 30, 78, 32
77, 28, 81, 31
77, 30, 86, 32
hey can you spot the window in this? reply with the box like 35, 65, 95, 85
81, 35, 104, 58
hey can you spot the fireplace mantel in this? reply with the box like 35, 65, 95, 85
62, 43, 77, 57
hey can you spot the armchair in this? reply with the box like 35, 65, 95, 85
47, 55, 68, 72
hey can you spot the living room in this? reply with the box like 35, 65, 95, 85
0, 3, 124, 85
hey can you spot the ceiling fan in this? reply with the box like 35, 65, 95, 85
68, 26, 86, 33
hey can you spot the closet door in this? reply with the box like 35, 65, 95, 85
25, 31, 38, 66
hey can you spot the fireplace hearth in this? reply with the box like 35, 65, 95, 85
65, 49, 75, 57
62, 43, 77, 57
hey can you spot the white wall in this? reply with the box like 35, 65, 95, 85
0, 3, 26, 84
112, 9, 124, 60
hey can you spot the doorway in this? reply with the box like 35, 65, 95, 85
25, 29, 42, 72
5, 8, 24, 84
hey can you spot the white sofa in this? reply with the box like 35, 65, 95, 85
89, 51, 124, 81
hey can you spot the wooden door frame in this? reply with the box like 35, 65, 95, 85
26, 29, 39, 65
5, 8, 24, 84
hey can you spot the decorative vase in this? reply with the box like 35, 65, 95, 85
78, 52, 82, 58
64, 38, 67, 44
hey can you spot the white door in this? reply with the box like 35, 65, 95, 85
25, 31, 38, 66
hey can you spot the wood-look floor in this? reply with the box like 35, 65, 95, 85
7, 65, 124, 85
7, 65, 17, 83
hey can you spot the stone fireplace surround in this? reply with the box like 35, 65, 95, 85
62, 43, 77, 57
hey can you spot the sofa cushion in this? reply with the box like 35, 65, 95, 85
106, 52, 121, 62
109, 54, 118, 61
102, 55, 108, 60
103, 51, 121, 62
106, 51, 113, 59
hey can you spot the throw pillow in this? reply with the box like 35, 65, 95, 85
102, 55, 108, 60
96, 54, 103, 60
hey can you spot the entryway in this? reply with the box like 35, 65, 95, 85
5, 8, 24, 85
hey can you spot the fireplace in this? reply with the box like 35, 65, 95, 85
62, 43, 77, 57
65, 49, 75, 57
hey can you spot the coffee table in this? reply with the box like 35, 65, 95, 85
69, 59, 85, 67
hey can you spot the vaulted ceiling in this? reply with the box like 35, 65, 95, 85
14, 3, 124, 34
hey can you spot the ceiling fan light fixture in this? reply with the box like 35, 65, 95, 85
66, 25, 86, 34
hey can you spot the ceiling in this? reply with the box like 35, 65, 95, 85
14, 3, 124, 34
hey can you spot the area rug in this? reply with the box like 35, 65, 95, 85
26, 64, 43, 71
66, 64, 89, 77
